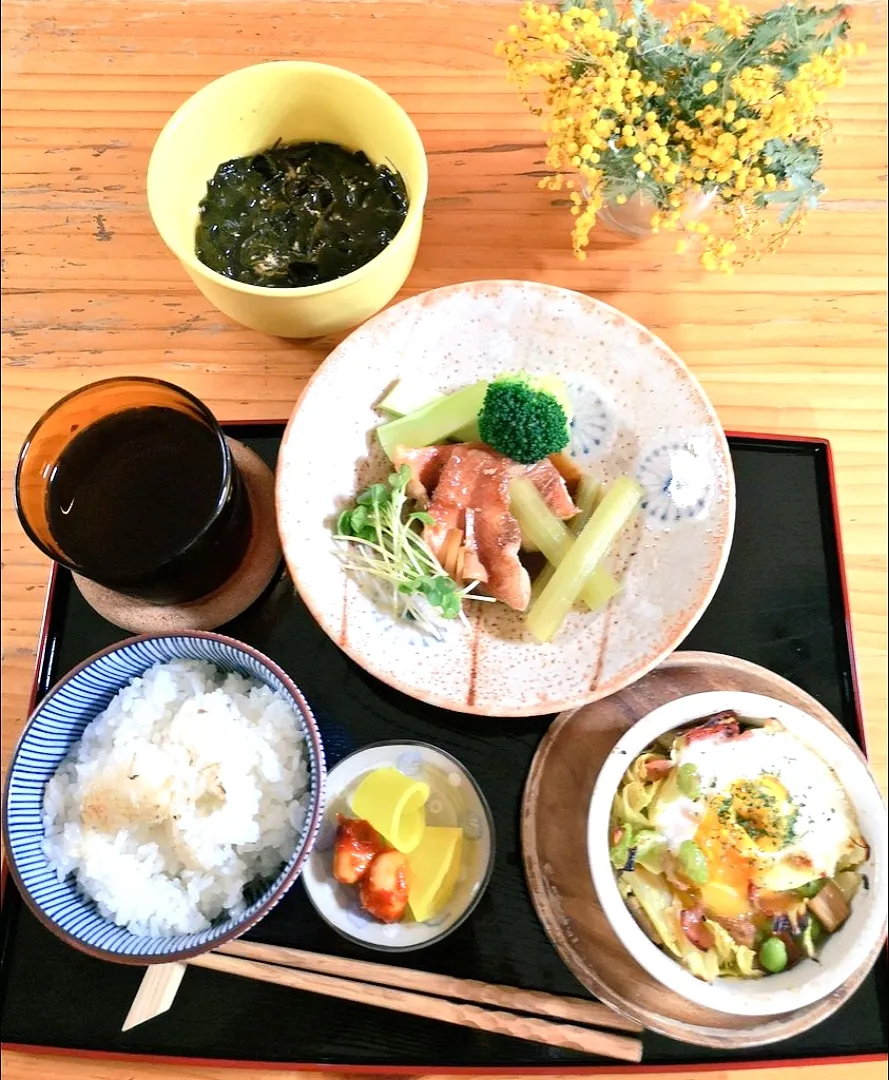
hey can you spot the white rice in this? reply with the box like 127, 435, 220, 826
42, 659, 310, 937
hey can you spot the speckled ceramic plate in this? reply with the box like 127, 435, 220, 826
277, 280, 735, 716
301, 742, 495, 951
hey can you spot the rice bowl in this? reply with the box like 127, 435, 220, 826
4, 632, 326, 964
43, 659, 310, 937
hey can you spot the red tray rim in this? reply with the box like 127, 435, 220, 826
1, 426, 881, 1075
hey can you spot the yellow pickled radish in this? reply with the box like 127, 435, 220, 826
406, 827, 463, 923
350, 768, 430, 853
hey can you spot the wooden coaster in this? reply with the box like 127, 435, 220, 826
521, 650, 885, 1049
74, 439, 281, 633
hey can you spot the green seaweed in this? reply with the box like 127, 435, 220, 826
195, 141, 409, 288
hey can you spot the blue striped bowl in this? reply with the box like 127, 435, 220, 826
3, 632, 326, 964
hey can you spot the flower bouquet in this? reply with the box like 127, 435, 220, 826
498, 0, 860, 270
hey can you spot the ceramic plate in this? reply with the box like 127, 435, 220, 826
277, 279, 735, 716
302, 742, 494, 951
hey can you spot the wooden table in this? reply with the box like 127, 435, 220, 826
2, 1, 886, 1078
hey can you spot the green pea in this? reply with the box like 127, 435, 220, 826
759, 936, 788, 973
678, 839, 709, 884
797, 879, 825, 898
677, 763, 702, 799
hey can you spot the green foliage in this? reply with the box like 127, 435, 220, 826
757, 138, 825, 221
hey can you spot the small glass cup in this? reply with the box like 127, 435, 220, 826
15, 377, 253, 605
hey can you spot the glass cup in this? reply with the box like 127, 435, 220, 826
14, 377, 253, 605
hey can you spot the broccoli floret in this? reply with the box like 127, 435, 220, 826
477, 373, 571, 464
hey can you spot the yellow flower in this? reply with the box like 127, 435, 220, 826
497, 0, 850, 269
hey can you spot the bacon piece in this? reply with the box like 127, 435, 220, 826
521, 458, 578, 519
392, 442, 579, 611
425, 446, 529, 610
391, 444, 458, 504
394, 443, 578, 520
714, 915, 757, 949
684, 711, 742, 744
681, 907, 715, 950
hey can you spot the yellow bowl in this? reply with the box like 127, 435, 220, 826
147, 62, 428, 339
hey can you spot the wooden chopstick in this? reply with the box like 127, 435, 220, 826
218, 938, 642, 1033
187, 950, 643, 1062
121, 962, 186, 1032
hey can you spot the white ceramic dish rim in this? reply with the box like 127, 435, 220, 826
302, 740, 496, 952
276, 279, 737, 717
587, 690, 889, 1017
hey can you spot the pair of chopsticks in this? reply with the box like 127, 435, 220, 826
123, 939, 643, 1062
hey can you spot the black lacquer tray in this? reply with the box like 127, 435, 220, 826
1, 424, 886, 1072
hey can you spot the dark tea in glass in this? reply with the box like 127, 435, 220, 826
15, 378, 253, 604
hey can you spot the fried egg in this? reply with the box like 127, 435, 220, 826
649, 721, 865, 919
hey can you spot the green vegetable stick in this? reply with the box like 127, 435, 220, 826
531, 562, 621, 609
452, 417, 481, 443
377, 380, 443, 417
530, 561, 555, 601
526, 475, 643, 643
377, 379, 481, 443
574, 474, 603, 529
510, 477, 620, 612
377, 381, 488, 460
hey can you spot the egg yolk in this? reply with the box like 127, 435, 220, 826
728, 776, 792, 852
695, 810, 755, 918
692, 775, 795, 920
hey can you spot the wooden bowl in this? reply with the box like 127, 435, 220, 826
521, 650, 888, 1047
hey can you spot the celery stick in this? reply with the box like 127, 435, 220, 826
531, 561, 621, 607
530, 562, 555, 601
377, 379, 443, 417
377, 381, 488, 460
574, 475, 603, 529
526, 475, 643, 643
510, 477, 620, 612
452, 417, 481, 443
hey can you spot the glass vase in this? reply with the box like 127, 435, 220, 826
598, 189, 716, 238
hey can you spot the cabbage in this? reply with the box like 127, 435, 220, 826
635, 830, 667, 873
622, 869, 721, 982
832, 869, 862, 903
621, 866, 681, 956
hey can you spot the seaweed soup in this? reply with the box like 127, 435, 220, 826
195, 140, 409, 289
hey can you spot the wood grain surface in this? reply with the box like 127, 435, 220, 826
1, 0, 886, 1078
